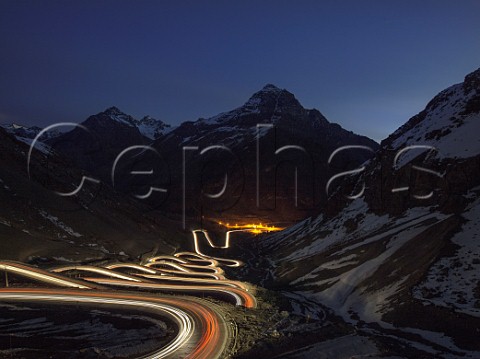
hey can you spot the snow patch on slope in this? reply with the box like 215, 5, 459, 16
413, 194, 480, 317
38, 210, 82, 238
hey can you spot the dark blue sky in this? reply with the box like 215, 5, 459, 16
1, 1, 479, 141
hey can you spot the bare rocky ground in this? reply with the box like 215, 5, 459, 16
223, 285, 416, 359
224, 235, 443, 359
0, 302, 175, 359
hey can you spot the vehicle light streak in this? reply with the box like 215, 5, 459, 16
51, 265, 147, 282
181, 264, 224, 275
136, 274, 249, 290
76, 278, 256, 308
142, 267, 226, 280
144, 261, 193, 273
191, 230, 243, 267
146, 255, 189, 265
0, 288, 230, 359
174, 252, 220, 266
105, 263, 158, 274
0, 261, 93, 289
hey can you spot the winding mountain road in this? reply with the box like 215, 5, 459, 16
0, 227, 274, 358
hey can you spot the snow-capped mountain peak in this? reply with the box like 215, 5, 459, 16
243, 83, 302, 114
101, 106, 137, 127
104, 106, 123, 115
134, 115, 171, 140
198, 84, 308, 127
257, 83, 283, 94
11, 123, 32, 130
1, 123, 41, 136
93, 107, 170, 140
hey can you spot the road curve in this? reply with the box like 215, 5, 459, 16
0, 288, 231, 359
191, 230, 244, 267
78, 277, 257, 308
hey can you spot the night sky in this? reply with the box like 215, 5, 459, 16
1, 1, 479, 141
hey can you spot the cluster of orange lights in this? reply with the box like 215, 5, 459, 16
217, 221, 284, 234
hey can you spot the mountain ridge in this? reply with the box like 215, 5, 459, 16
84, 106, 171, 140
12, 84, 379, 226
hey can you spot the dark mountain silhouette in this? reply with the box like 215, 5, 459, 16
148, 84, 379, 226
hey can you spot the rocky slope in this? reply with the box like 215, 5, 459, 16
254, 68, 480, 357
0, 126, 186, 263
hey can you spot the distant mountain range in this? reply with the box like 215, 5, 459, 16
6, 84, 377, 226
0, 83, 382, 260
1, 107, 170, 144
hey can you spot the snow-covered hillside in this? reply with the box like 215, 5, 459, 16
257, 67, 480, 357
384, 68, 480, 161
